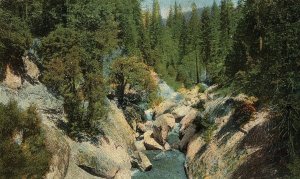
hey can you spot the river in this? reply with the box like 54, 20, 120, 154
132, 78, 188, 179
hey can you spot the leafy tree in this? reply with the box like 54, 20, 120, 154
109, 57, 156, 106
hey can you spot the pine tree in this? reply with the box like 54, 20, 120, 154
200, 7, 212, 82
179, 18, 188, 64
173, 3, 184, 39
210, 1, 221, 64
187, 3, 200, 52
187, 3, 201, 83
208, 1, 223, 81
140, 9, 152, 65
166, 6, 174, 28
220, 0, 235, 58
150, 0, 162, 49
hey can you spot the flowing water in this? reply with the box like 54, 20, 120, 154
133, 79, 187, 179
145, 79, 184, 121
132, 150, 187, 179
157, 79, 183, 102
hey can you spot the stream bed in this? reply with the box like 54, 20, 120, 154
132, 78, 188, 179
132, 150, 187, 179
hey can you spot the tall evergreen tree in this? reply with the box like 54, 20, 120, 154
150, 0, 162, 49
166, 6, 174, 29
207, 1, 223, 81
210, 1, 221, 64
187, 3, 201, 83
173, 3, 184, 39
220, 0, 235, 58
200, 7, 212, 82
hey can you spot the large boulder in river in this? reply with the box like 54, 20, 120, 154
138, 152, 152, 171
154, 113, 176, 128
144, 131, 164, 150
167, 123, 181, 148
154, 100, 176, 117
153, 125, 169, 146
153, 113, 175, 145
172, 105, 192, 122
180, 124, 197, 151
137, 121, 153, 133
135, 140, 146, 151
180, 109, 199, 133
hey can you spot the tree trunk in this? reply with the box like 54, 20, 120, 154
196, 53, 200, 84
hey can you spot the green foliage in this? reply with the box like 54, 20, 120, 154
150, 0, 163, 49
41, 26, 85, 61
0, 101, 51, 178
220, 0, 235, 58
223, 0, 300, 174
109, 56, 157, 106
289, 157, 300, 178
150, 0, 237, 87
41, 26, 108, 137
0, 9, 32, 77
203, 124, 217, 143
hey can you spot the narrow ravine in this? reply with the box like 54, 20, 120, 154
132, 76, 188, 179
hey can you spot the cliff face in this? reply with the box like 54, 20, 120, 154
0, 74, 135, 179
184, 92, 289, 179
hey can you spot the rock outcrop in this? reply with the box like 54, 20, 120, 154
0, 77, 135, 179
185, 93, 288, 179
66, 137, 131, 179
3, 65, 22, 89
44, 124, 70, 179
180, 108, 198, 133
100, 101, 136, 151
23, 55, 40, 82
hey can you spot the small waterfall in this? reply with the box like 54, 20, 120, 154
144, 79, 183, 121
157, 80, 183, 102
